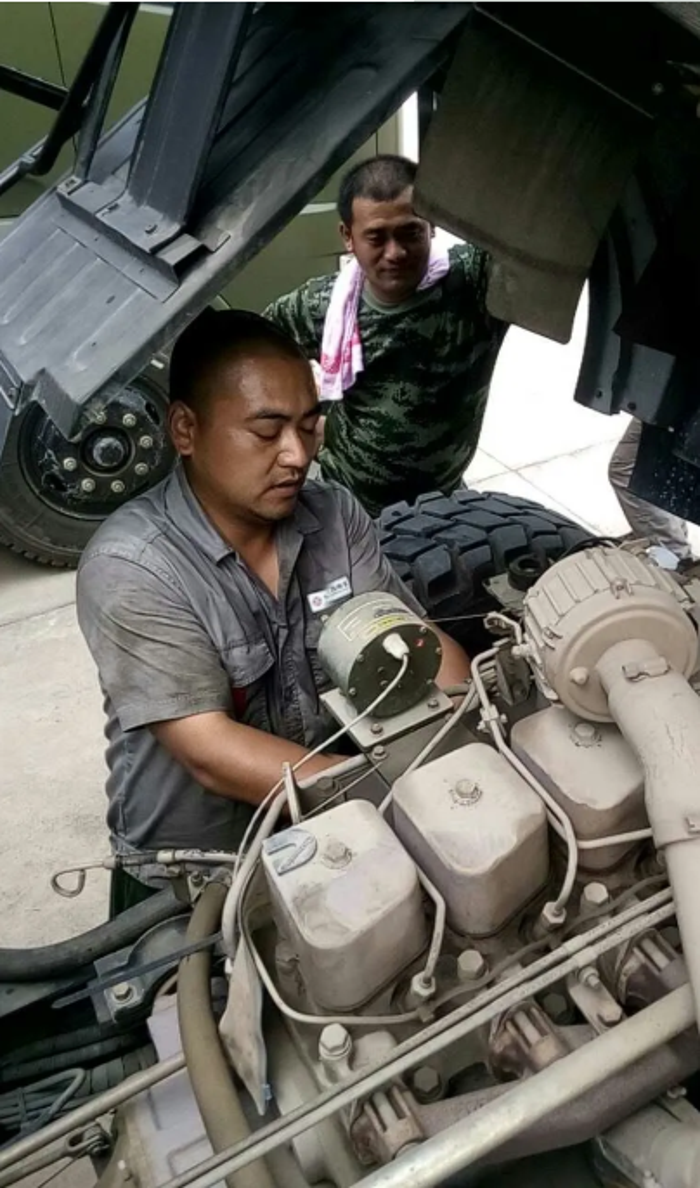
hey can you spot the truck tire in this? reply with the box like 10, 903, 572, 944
378, 489, 592, 653
0, 363, 173, 568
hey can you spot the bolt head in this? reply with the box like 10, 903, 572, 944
62, 457, 78, 472
457, 948, 487, 982
112, 981, 134, 1003
370, 723, 384, 736
580, 967, 601, 989
411, 1066, 442, 1102
569, 667, 589, 687
81, 478, 96, 494
93, 410, 107, 425
573, 722, 598, 743
134, 462, 149, 477
319, 1023, 351, 1061
427, 697, 439, 709
139, 435, 154, 449
122, 413, 137, 429
582, 882, 610, 909
111, 480, 126, 494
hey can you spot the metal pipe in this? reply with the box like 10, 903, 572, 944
0, 1055, 184, 1175
354, 986, 695, 1188
155, 890, 673, 1188
597, 638, 700, 1030
177, 882, 275, 1188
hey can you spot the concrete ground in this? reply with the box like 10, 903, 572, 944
0, 300, 688, 1188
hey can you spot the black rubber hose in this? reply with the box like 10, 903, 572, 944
0, 890, 188, 982
177, 882, 276, 1188
0, 1020, 128, 1069
0, 1033, 142, 1088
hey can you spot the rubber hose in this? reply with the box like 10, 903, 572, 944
177, 882, 276, 1188
0, 1021, 127, 1069
0, 890, 188, 982
0, 1033, 143, 1088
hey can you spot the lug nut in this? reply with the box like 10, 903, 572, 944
122, 413, 137, 428
411, 1066, 443, 1103
139, 435, 154, 449
62, 457, 78, 472
112, 982, 134, 1003
111, 480, 125, 495
81, 478, 96, 493
457, 949, 487, 983
134, 462, 149, 477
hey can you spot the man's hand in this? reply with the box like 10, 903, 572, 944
151, 713, 344, 807
432, 625, 471, 687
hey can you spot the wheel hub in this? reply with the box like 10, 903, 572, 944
19, 377, 174, 520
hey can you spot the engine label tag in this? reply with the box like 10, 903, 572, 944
307, 575, 351, 613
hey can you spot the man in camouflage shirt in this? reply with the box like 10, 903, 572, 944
264, 155, 505, 516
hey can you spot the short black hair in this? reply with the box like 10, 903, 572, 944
169, 308, 308, 412
338, 154, 418, 227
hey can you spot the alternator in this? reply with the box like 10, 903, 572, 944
522, 547, 697, 721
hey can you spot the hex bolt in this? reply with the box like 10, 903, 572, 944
371, 746, 386, 761
569, 667, 589, 687
62, 457, 78, 472
542, 992, 569, 1024
580, 967, 601, 989
370, 723, 384, 736
573, 722, 598, 744
581, 882, 610, 910
319, 1023, 352, 1062
122, 413, 137, 429
427, 697, 440, 709
81, 478, 96, 494
139, 435, 154, 449
457, 949, 487, 983
134, 462, 149, 477
93, 410, 107, 425
111, 480, 126, 495
411, 1066, 443, 1104
112, 982, 134, 1003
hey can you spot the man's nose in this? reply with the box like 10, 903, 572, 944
383, 237, 408, 262
278, 428, 309, 469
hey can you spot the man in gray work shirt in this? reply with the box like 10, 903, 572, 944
77, 310, 470, 915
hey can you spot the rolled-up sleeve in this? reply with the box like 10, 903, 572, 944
76, 551, 232, 732
337, 488, 426, 616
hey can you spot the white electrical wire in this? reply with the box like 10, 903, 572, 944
415, 870, 446, 989
222, 651, 410, 957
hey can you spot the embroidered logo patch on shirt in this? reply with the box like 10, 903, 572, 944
307, 576, 352, 614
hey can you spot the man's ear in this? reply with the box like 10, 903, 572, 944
339, 221, 353, 254
168, 401, 197, 458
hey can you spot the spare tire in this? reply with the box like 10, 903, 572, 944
378, 489, 593, 654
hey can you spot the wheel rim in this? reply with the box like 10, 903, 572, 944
18, 378, 174, 520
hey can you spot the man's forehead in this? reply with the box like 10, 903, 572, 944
351, 189, 425, 230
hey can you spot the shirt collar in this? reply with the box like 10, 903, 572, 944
164, 465, 322, 565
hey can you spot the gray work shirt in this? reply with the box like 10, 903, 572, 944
76, 466, 422, 856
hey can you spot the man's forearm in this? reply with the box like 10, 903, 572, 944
151, 712, 344, 807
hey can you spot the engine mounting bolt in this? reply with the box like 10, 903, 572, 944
134, 462, 149, 477
542, 992, 569, 1024
569, 667, 589, 687
370, 723, 384, 736
122, 413, 137, 428
139, 434, 154, 449
62, 457, 78, 472
81, 478, 96, 493
111, 480, 126, 494
580, 967, 601, 989
457, 949, 487, 982
319, 1023, 352, 1062
411, 1066, 443, 1103
582, 882, 610, 909
112, 981, 134, 1003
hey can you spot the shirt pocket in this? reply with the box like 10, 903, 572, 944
220, 636, 275, 731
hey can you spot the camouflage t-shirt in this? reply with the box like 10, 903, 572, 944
264, 244, 504, 517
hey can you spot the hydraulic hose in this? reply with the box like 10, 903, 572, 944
0, 890, 188, 982
176, 882, 276, 1188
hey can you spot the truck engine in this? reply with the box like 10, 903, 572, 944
4, 544, 700, 1188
